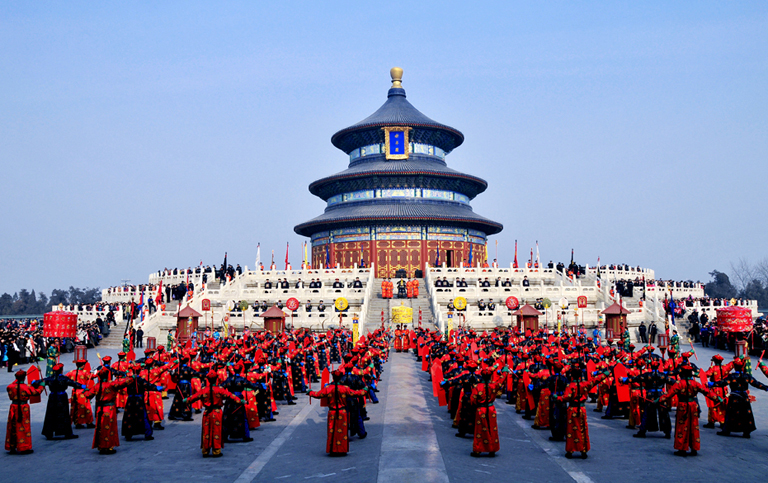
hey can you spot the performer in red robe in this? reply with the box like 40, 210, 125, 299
140, 358, 175, 430
241, 360, 262, 430
189, 356, 210, 413
626, 365, 643, 430
5, 370, 44, 454
66, 360, 95, 428
112, 352, 132, 410
185, 371, 241, 457
703, 354, 729, 428
659, 364, 721, 456
307, 369, 366, 456
85, 368, 134, 455
557, 364, 605, 459
470, 367, 499, 456
532, 367, 551, 430
393, 326, 403, 352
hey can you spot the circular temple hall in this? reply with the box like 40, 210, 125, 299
295, 68, 503, 277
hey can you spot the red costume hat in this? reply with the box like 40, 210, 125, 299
679, 364, 695, 377
52, 363, 64, 372
712, 354, 724, 362
15, 369, 26, 380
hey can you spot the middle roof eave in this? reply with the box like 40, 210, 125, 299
308, 159, 488, 199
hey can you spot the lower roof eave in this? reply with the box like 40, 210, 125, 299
294, 216, 503, 238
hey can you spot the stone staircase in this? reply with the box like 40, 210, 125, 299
407, 295, 437, 329
365, 286, 392, 331
365, 278, 436, 330
102, 300, 182, 348
100, 325, 128, 348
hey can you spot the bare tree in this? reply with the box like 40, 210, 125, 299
730, 258, 755, 292
754, 257, 768, 285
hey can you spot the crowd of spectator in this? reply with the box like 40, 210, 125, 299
646, 279, 703, 289
680, 295, 751, 307
0, 319, 46, 371
0, 318, 112, 372
153, 263, 243, 283
104, 282, 195, 309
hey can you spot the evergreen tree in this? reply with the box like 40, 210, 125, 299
704, 270, 737, 299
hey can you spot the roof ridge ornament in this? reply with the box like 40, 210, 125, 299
390, 67, 403, 88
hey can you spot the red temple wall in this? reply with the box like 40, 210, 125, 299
312, 241, 486, 278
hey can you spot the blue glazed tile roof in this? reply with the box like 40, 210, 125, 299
331, 88, 464, 154
294, 200, 503, 237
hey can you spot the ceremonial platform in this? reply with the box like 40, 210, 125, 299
87, 259, 758, 347
116, 266, 377, 341
425, 265, 759, 335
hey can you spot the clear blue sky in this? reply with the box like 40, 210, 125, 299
1, 2, 766, 294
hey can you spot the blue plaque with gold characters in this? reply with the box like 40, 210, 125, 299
390, 131, 405, 154
383, 126, 411, 160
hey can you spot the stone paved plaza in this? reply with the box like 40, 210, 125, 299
2, 344, 767, 483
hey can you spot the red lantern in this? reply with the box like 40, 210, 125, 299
75, 345, 87, 362
657, 333, 669, 358
43, 311, 77, 338
735, 340, 748, 358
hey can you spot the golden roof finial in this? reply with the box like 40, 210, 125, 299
390, 67, 403, 88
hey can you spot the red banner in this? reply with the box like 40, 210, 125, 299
286, 298, 300, 312
523, 372, 534, 409
700, 372, 714, 409
587, 360, 598, 394
614, 363, 630, 403
26, 365, 41, 404
506, 296, 520, 310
